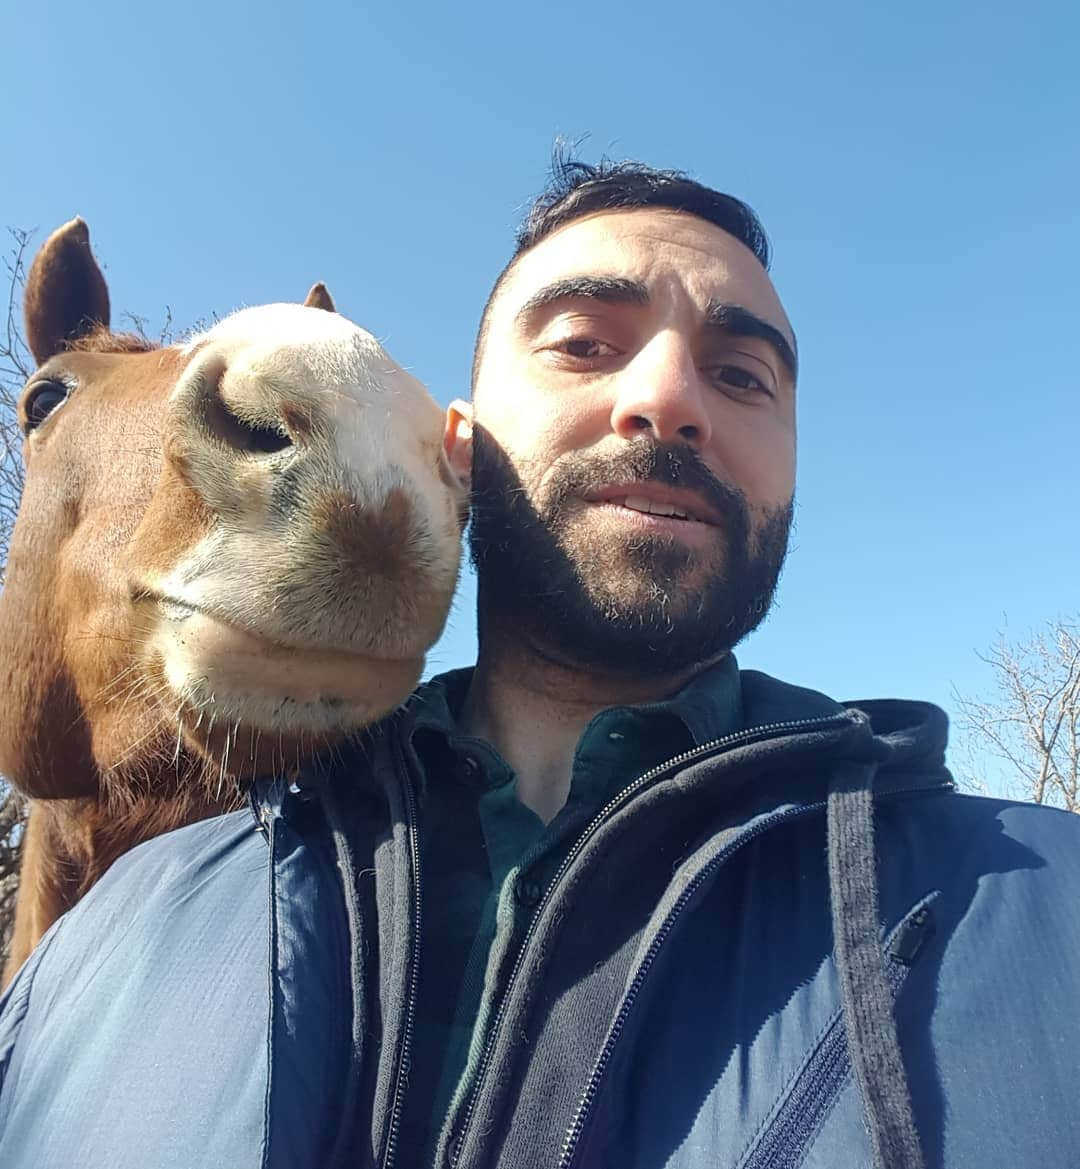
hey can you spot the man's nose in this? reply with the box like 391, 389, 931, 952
609, 334, 712, 448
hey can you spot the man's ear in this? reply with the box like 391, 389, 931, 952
442, 399, 473, 491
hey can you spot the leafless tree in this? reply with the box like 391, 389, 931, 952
954, 617, 1080, 813
1, 229, 32, 581
0, 228, 33, 966
0, 785, 25, 965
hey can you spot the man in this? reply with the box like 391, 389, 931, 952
1, 159, 1078, 1169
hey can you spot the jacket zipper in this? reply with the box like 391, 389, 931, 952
558, 801, 818, 1169
737, 899, 936, 1169
449, 712, 854, 1167
382, 741, 423, 1169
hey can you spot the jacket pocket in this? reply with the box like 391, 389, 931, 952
736, 892, 939, 1169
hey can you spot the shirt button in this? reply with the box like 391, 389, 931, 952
459, 754, 481, 780
514, 878, 542, 907
287, 779, 316, 803
607, 730, 625, 742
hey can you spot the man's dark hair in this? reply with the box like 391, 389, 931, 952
472, 154, 772, 386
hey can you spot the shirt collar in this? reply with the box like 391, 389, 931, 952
404, 653, 743, 753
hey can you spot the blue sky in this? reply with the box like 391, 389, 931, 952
5, 0, 1077, 791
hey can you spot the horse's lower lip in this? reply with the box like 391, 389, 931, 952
159, 610, 424, 731
146, 592, 423, 667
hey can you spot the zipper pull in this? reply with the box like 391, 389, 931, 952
887, 902, 936, 965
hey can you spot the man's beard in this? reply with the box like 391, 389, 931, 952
467, 425, 793, 678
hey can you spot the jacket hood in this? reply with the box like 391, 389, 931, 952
739, 669, 951, 788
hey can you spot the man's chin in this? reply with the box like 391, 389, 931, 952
555, 530, 707, 593
477, 534, 763, 676
508, 591, 741, 679
560, 539, 722, 614
534, 624, 732, 680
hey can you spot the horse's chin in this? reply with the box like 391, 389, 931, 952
148, 608, 423, 775
177, 713, 359, 782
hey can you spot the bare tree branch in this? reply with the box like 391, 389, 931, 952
1, 228, 32, 585
0, 228, 33, 966
954, 617, 1080, 813
0, 783, 25, 967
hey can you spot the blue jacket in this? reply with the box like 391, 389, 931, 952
1, 670, 1078, 1169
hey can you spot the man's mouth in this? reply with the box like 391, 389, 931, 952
582, 484, 721, 526
613, 494, 693, 520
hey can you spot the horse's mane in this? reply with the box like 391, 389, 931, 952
65, 327, 160, 355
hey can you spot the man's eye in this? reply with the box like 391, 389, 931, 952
711, 365, 770, 395
553, 337, 616, 360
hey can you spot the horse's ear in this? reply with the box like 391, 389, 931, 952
303, 282, 336, 312
24, 218, 111, 366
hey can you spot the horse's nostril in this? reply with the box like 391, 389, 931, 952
228, 410, 293, 455
183, 358, 295, 457
201, 392, 293, 456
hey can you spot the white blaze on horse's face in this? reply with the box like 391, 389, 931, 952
136, 303, 465, 738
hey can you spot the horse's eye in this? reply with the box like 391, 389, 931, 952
22, 380, 70, 432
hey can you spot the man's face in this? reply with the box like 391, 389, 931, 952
461, 207, 797, 676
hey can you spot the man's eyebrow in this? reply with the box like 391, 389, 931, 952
706, 300, 798, 381
515, 276, 650, 322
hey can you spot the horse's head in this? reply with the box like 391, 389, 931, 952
0, 218, 465, 800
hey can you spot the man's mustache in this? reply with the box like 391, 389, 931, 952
542, 439, 751, 525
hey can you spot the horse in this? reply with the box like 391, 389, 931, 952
0, 218, 466, 984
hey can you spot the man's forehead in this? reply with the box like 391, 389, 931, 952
498, 207, 793, 343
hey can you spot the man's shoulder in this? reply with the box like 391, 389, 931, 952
0, 807, 277, 1166
929, 788, 1080, 846
946, 790, 1080, 868
7, 808, 264, 985
97, 805, 264, 895
884, 785, 1080, 873
0, 808, 270, 1079
876, 790, 1080, 970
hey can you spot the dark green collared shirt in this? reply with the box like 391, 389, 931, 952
399, 655, 743, 1165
